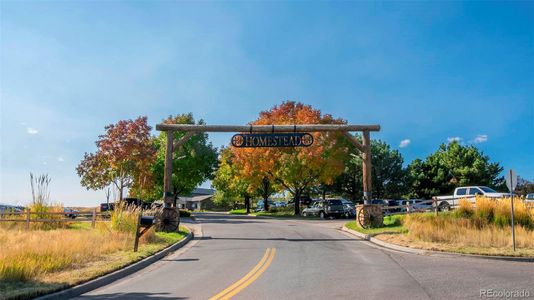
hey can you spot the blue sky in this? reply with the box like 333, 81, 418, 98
1, 1, 533, 206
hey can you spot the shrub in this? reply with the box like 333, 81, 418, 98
453, 199, 474, 218
179, 210, 191, 217
493, 198, 532, 229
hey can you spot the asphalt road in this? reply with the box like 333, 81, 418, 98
77, 213, 534, 300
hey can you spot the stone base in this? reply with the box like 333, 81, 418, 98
356, 204, 384, 228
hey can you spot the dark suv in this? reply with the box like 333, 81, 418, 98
301, 199, 346, 219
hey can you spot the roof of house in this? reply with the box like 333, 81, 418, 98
191, 188, 215, 196
177, 194, 213, 203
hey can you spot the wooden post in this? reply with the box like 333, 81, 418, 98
134, 214, 141, 252
26, 209, 31, 230
163, 131, 174, 208
433, 197, 438, 216
362, 130, 372, 205
91, 208, 96, 228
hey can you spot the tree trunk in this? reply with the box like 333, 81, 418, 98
173, 192, 178, 208
262, 177, 270, 211
245, 194, 250, 214
294, 189, 301, 215
119, 182, 124, 204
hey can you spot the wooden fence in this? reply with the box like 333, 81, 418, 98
0, 209, 110, 229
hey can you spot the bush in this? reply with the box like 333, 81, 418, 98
453, 199, 474, 218
179, 210, 191, 217
493, 198, 532, 229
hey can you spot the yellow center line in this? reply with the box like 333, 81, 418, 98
210, 248, 276, 300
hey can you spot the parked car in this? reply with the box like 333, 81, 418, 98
100, 202, 115, 212
526, 194, 534, 203
0, 204, 24, 214
64, 207, 79, 219
301, 199, 346, 219
340, 199, 356, 218
255, 200, 276, 212
435, 186, 509, 211
274, 201, 287, 208
399, 199, 434, 212
288, 195, 314, 208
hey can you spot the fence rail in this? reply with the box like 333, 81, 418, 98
0, 209, 110, 229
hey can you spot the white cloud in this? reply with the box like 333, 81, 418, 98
447, 136, 462, 143
399, 139, 411, 148
57, 157, 65, 162
26, 127, 39, 135
472, 134, 488, 144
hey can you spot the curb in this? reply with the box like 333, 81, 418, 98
341, 226, 534, 263
36, 229, 194, 300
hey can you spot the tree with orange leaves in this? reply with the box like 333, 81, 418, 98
77, 117, 156, 202
231, 101, 349, 215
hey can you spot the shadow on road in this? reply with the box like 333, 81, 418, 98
160, 258, 200, 262
78, 292, 187, 299
194, 214, 268, 225
200, 236, 361, 242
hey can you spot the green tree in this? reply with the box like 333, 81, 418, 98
137, 114, 218, 205
407, 141, 503, 199
212, 147, 254, 212
514, 177, 534, 196
332, 139, 407, 201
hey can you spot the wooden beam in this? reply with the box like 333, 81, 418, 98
173, 132, 195, 149
342, 132, 365, 153
163, 131, 174, 207
362, 130, 372, 204
156, 124, 380, 132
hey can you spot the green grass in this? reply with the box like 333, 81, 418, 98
345, 215, 407, 235
255, 210, 296, 218
229, 209, 249, 215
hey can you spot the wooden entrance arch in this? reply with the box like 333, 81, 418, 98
155, 124, 380, 210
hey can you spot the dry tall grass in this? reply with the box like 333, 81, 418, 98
0, 225, 132, 282
404, 196, 534, 249
0, 203, 158, 282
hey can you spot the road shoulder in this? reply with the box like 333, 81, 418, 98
341, 225, 534, 263
35, 226, 195, 300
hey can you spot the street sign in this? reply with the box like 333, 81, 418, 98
505, 169, 518, 192
231, 133, 314, 148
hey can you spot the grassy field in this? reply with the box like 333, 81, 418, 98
0, 206, 189, 300
346, 215, 406, 235
229, 206, 303, 218
229, 209, 249, 215
345, 197, 534, 257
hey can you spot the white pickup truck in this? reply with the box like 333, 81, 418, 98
435, 186, 509, 211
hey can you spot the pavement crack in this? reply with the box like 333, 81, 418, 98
382, 250, 434, 300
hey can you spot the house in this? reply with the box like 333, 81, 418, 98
177, 188, 215, 211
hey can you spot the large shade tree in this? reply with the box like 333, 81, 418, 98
136, 114, 218, 205
231, 101, 348, 215
212, 147, 255, 212
331, 140, 407, 201
407, 141, 503, 199
76, 117, 156, 201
